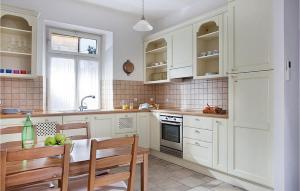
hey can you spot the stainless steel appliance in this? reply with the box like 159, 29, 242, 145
160, 113, 183, 158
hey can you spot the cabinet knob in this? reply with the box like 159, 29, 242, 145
195, 130, 200, 133
195, 118, 200, 121
195, 142, 200, 146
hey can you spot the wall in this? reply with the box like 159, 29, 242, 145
2, 0, 146, 81
283, 0, 300, 190
271, 0, 285, 190
152, 0, 226, 32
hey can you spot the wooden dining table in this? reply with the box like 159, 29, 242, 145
3, 139, 150, 191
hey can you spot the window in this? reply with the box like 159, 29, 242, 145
47, 28, 101, 111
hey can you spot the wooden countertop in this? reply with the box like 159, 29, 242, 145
0, 109, 148, 119
0, 108, 228, 119
151, 109, 228, 119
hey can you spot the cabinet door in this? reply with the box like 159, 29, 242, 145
213, 118, 228, 173
90, 114, 115, 138
137, 113, 150, 148
228, 0, 272, 73
171, 25, 193, 70
150, 112, 160, 151
228, 71, 273, 186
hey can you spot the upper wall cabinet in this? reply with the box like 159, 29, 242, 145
144, 37, 171, 84
0, 5, 38, 79
193, 15, 226, 79
228, 0, 272, 73
169, 25, 193, 79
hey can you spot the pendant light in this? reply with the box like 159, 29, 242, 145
133, 0, 153, 31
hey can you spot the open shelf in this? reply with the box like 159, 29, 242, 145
0, 50, 32, 56
145, 38, 169, 83
195, 19, 221, 79
197, 31, 219, 40
146, 46, 167, 54
197, 54, 219, 61
0, 73, 37, 79
0, 26, 32, 33
146, 64, 167, 69
1, 13, 34, 77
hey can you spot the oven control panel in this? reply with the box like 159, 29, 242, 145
160, 113, 183, 123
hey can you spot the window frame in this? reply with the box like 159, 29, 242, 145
46, 27, 102, 111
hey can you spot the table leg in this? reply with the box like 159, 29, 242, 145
141, 153, 148, 191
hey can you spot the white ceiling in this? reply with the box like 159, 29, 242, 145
77, 0, 226, 20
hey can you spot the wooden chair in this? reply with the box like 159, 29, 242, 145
0, 126, 37, 148
0, 144, 70, 191
69, 135, 139, 191
56, 122, 90, 140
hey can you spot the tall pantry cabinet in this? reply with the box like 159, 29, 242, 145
227, 0, 274, 187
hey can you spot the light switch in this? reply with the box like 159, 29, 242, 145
285, 60, 291, 81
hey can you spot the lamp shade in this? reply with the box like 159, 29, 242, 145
133, 18, 153, 31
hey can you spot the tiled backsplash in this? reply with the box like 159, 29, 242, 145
113, 80, 155, 109
0, 77, 227, 111
112, 78, 228, 110
0, 77, 43, 111
154, 78, 228, 110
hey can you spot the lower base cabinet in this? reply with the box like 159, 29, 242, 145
213, 118, 228, 172
183, 137, 213, 167
150, 112, 160, 151
90, 114, 114, 138
137, 113, 150, 148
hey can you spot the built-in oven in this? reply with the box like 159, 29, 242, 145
160, 113, 183, 158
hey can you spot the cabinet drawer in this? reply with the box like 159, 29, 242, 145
183, 115, 213, 130
183, 126, 212, 142
183, 138, 212, 167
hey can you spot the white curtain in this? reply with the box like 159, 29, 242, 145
78, 59, 100, 109
48, 56, 76, 111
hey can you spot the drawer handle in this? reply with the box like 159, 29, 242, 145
195, 118, 200, 121
215, 121, 220, 124
195, 142, 200, 146
194, 142, 209, 148
195, 130, 200, 133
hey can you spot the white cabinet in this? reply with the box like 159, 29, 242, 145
183, 138, 213, 167
0, 4, 38, 78
194, 15, 226, 79
144, 37, 171, 84
90, 114, 115, 138
213, 118, 228, 173
31, 116, 62, 124
170, 25, 193, 78
228, 0, 273, 73
183, 115, 213, 167
137, 112, 150, 148
150, 112, 160, 151
228, 71, 273, 186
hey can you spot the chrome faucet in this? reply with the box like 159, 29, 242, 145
79, 95, 95, 111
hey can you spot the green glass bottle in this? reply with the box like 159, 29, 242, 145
22, 113, 35, 149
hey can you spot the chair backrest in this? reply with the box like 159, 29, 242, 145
88, 135, 138, 191
0, 144, 70, 191
56, 122, 90, 140
0, 126, 37, 148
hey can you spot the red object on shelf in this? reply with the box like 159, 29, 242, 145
20, 70, 27, 74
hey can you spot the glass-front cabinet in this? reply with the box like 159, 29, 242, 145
144, 37, 171, 84
193, 15, 225, 79
0, 5, 38, 78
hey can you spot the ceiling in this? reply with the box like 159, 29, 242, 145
77, 0, 226, 20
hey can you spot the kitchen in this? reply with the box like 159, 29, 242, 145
0, 0, 299, 191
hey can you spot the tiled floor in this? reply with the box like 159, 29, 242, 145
133, 155, 246, 191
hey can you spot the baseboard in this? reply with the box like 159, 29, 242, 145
150, 149, 273, 191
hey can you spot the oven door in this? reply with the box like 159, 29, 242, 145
160, 121, 183, 151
